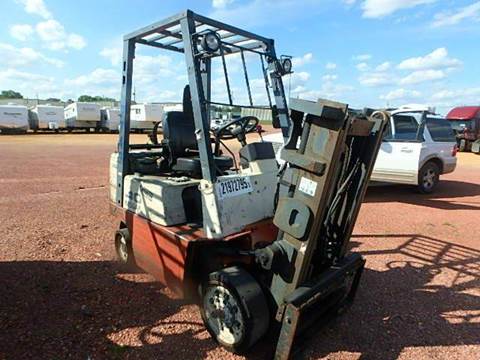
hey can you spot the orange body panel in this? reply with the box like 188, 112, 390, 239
129, 213, 190, 296
112, 204, 278, 298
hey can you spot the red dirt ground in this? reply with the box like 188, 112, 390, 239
0, 132, 479, 360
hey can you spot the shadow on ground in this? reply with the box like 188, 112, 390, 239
1, 234, 479, 359
297, 234, 480, 360
365, 180, 480, 210
0, 261, 216, 359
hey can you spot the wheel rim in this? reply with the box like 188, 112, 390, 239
422, 168, 436, 189
117, 235, 128, 262
203, 285, 245, 346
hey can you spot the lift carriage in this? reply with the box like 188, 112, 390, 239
109, 10, 388, 359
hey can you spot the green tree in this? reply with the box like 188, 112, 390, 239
0, 90, 23, 99
78, 95, 116, 102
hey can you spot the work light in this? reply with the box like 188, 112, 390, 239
281, 57, 293, 74
201, 31, 221, 52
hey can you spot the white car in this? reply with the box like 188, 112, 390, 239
372, 106, 457, 193
210, 118, 230, 131
263, 105, 457, 193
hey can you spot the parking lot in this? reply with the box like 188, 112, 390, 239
1, 132, 479, 359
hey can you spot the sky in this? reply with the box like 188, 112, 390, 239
0, 0, 479, 114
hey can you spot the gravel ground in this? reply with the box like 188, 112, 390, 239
0, 132, 479, 360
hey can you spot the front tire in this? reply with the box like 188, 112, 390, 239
417, 162, 440, 194
200, 266, 269, 354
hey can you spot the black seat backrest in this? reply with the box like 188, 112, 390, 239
183, 84, 194, 124
162, 112, 197, 157
162, 85, 197, 158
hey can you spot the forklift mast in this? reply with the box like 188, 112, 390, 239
256, 99, 389, 358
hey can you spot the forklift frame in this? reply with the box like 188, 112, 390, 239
111, 10, 389, 359
115, 9, 291, 207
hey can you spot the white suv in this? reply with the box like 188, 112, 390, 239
263, 105, 457, 193
371, 106, 457, 193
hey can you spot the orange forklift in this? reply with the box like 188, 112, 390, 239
109, 10, 388, 359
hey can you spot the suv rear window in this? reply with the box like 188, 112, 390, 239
426, 117, 456, 142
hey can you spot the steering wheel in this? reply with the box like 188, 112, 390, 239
148, 121, 162, 144
213, 116, 259, 155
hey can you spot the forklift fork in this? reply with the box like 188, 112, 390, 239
274, 253, 365, 359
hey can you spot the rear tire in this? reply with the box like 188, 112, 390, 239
114, 228, 136, 268
200, 266, 269, 354
417, 162, 440, 194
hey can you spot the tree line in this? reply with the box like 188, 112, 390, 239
0, 90, 116, 103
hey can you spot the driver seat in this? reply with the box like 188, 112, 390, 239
162, 85, 233, 177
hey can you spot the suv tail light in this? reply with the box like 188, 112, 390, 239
452, 144, 458, 157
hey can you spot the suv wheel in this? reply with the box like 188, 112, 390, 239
417, 162, 440, 193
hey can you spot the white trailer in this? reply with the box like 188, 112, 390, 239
64, 102, 101, 131
130, 104, 163, 131
162, 103, 183, 113
0, 104, 29, 133
29, 105, 65, 131
100, 108, 120, 132
240, 107, 272, 121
